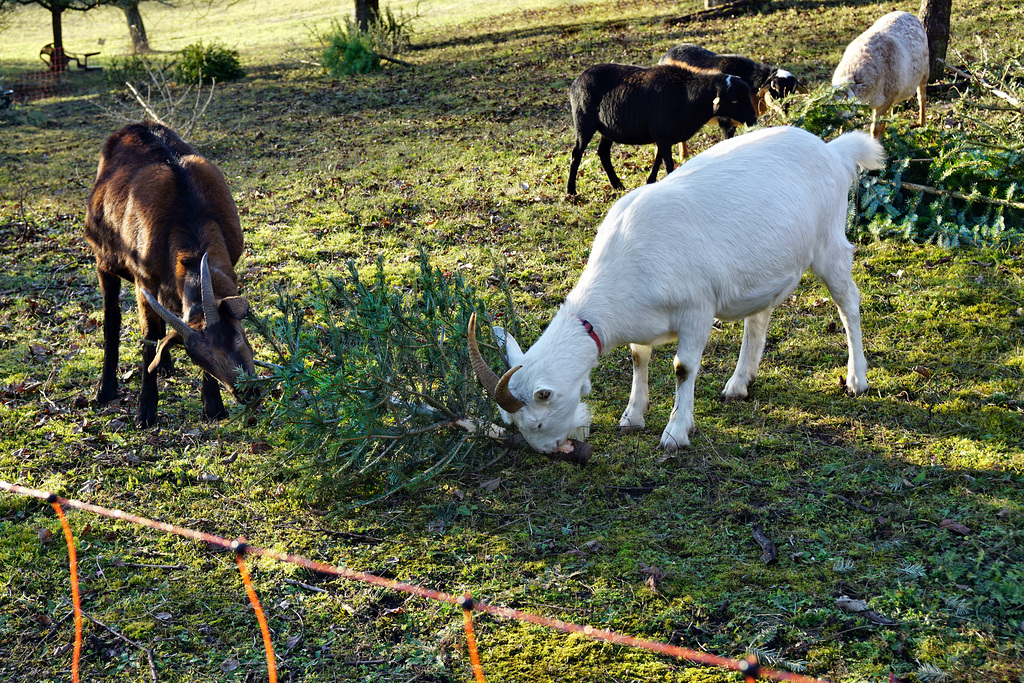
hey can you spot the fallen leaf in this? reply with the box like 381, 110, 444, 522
836, 596, 870, 613
836, 596, 897, 625
939, 519, 972, 536
286, 633, 302, 649
197, 472, 221, 482
912, 366, 932, 379
639, 563, 666, 591
37, 528, 53, 544
220, 657, 239, 673
155, 612, 173, 621
479, 478, 502, 492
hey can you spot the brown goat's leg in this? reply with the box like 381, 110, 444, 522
596, 136, 625, 191
96, 269, 122, 405
136, 289, 166, 427
201, 373, 227, 420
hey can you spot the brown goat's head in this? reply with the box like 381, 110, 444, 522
142, 253, 259, 405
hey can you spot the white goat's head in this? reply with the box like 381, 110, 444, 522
468, 313, 590, 454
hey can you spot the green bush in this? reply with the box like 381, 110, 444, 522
174, 41, 245, 85
320, 6, 416, 78
320, 18, 382, 76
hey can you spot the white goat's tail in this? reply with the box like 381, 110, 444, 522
827, 130, 886, 172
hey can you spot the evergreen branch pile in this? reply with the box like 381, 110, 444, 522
248, 252, 510, 506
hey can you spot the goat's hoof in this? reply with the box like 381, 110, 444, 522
136, 409, 157, 428
659, 428, 692, 452
95, 388, 118, 405
618, 424, 642, 436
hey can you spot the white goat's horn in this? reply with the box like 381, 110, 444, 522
468, 312, 524, 413
141, 289, 193, 340
200, 253, 221, 327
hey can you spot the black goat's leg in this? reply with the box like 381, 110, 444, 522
96, 269, 122, 405
648, 143, 674, 183
718, 117, 737, 139
596, 136, 624, 190
567, 129, 594, 195
136, 287, 164, 427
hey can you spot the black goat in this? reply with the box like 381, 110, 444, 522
659, 44, 799, 150
567, 63, 757, 196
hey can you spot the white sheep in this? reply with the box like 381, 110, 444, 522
832, 11, 930, 139
469, 126, 885, 454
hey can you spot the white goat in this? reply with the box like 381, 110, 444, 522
469, 126, 885, 454
832, 11, 930, 139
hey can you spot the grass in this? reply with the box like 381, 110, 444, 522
2, 0, 1024, 681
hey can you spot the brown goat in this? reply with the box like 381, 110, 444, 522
84, 122, 257, 426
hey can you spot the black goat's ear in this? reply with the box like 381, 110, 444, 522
726, 77, 745, 103
219, 296, 250, 320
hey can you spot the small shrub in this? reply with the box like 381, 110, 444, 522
321, 18, 382, 76
367, 6, 415, 56
104, 54, 175, 91
174, 41, 245, 85
320, 5, 417, 78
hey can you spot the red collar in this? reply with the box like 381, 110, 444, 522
574, 315, 602, 355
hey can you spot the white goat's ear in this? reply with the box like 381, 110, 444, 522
492, 326, 526, 367
534, 387, 553, 402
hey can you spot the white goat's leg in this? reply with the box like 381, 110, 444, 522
660, 318, 711, 452
723, 307, 774, 400
916, 83, 928, 128
619, 343, 652, 435
812, 256, 869, 395
870, 108, 887, 139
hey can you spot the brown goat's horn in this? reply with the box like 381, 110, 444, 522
199, 253, 221, 327
141, 289, 193, 340
468, 312, 524, 413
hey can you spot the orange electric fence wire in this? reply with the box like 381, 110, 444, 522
51, 500, 82, 683
461, 595, 488, 683
234, 545, 279, 683
4, 481, 831, 683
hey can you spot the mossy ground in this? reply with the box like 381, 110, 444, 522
2, 1, 1023, 681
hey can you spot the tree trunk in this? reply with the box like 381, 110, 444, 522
50, 4, 66, 71
355, 0, 379, 31
919, 0, 952, 83
119, 0, 150, 53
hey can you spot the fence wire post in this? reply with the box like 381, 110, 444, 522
740, 653, 761, 682
233, 539, 278, 683
50, 495, 82, 683
459, 594, 487, 683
